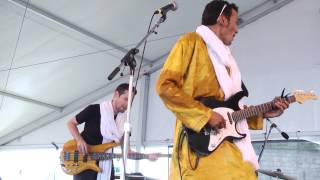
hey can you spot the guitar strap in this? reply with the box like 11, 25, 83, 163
241, 81, 249, 97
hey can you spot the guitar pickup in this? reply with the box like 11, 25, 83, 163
227, 112, 233, 124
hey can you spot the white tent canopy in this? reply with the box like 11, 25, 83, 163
0, 0, 319, 149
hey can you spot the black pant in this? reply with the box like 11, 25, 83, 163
73, 162, 115, 180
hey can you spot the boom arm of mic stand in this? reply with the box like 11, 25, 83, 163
266, 118, 289, 140
108, 64, 122, 81
108, 16, 165, 81
107, 48, 138, 81
135, 17, 166, 49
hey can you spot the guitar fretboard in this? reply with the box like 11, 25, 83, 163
63, 152, 170, 161
92, 152, 149, 160
231, 96, 295, 122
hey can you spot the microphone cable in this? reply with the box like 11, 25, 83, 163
132, 13, 157, 103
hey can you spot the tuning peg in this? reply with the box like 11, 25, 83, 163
281, 88, 286, 98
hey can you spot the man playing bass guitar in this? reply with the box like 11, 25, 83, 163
67, 83, 159, 180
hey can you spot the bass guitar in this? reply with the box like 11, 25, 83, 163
185, 90, 319, 156
60, 139, 170, 175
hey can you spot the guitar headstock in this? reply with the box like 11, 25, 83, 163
293, 90, 319, 104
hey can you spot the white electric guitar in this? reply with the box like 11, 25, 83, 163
184, 90, 319, 156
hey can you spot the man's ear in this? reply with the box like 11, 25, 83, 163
218, 15, 228, 26
114, 91, 120, 98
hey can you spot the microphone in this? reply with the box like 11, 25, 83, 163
267, 118, 289, 140
154, 1, 178, 15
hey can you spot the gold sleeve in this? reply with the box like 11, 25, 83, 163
247, 114, 264, 130
156, 37, 212, 133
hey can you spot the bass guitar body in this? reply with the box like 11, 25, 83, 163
60, 139, 119, 175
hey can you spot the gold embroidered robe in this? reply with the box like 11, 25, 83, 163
156, 32, 263, 180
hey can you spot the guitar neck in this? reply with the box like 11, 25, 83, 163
232, 95, 295, 122
91, 153, 170, 160
91, 153, 122, 160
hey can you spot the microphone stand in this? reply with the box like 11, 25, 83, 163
108, 15, 168, 180
258, 123, 275, 163
266, 118, 289, 140
107, 15, 166, 81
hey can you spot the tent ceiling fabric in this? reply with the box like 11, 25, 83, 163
0, 0, 316, 145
